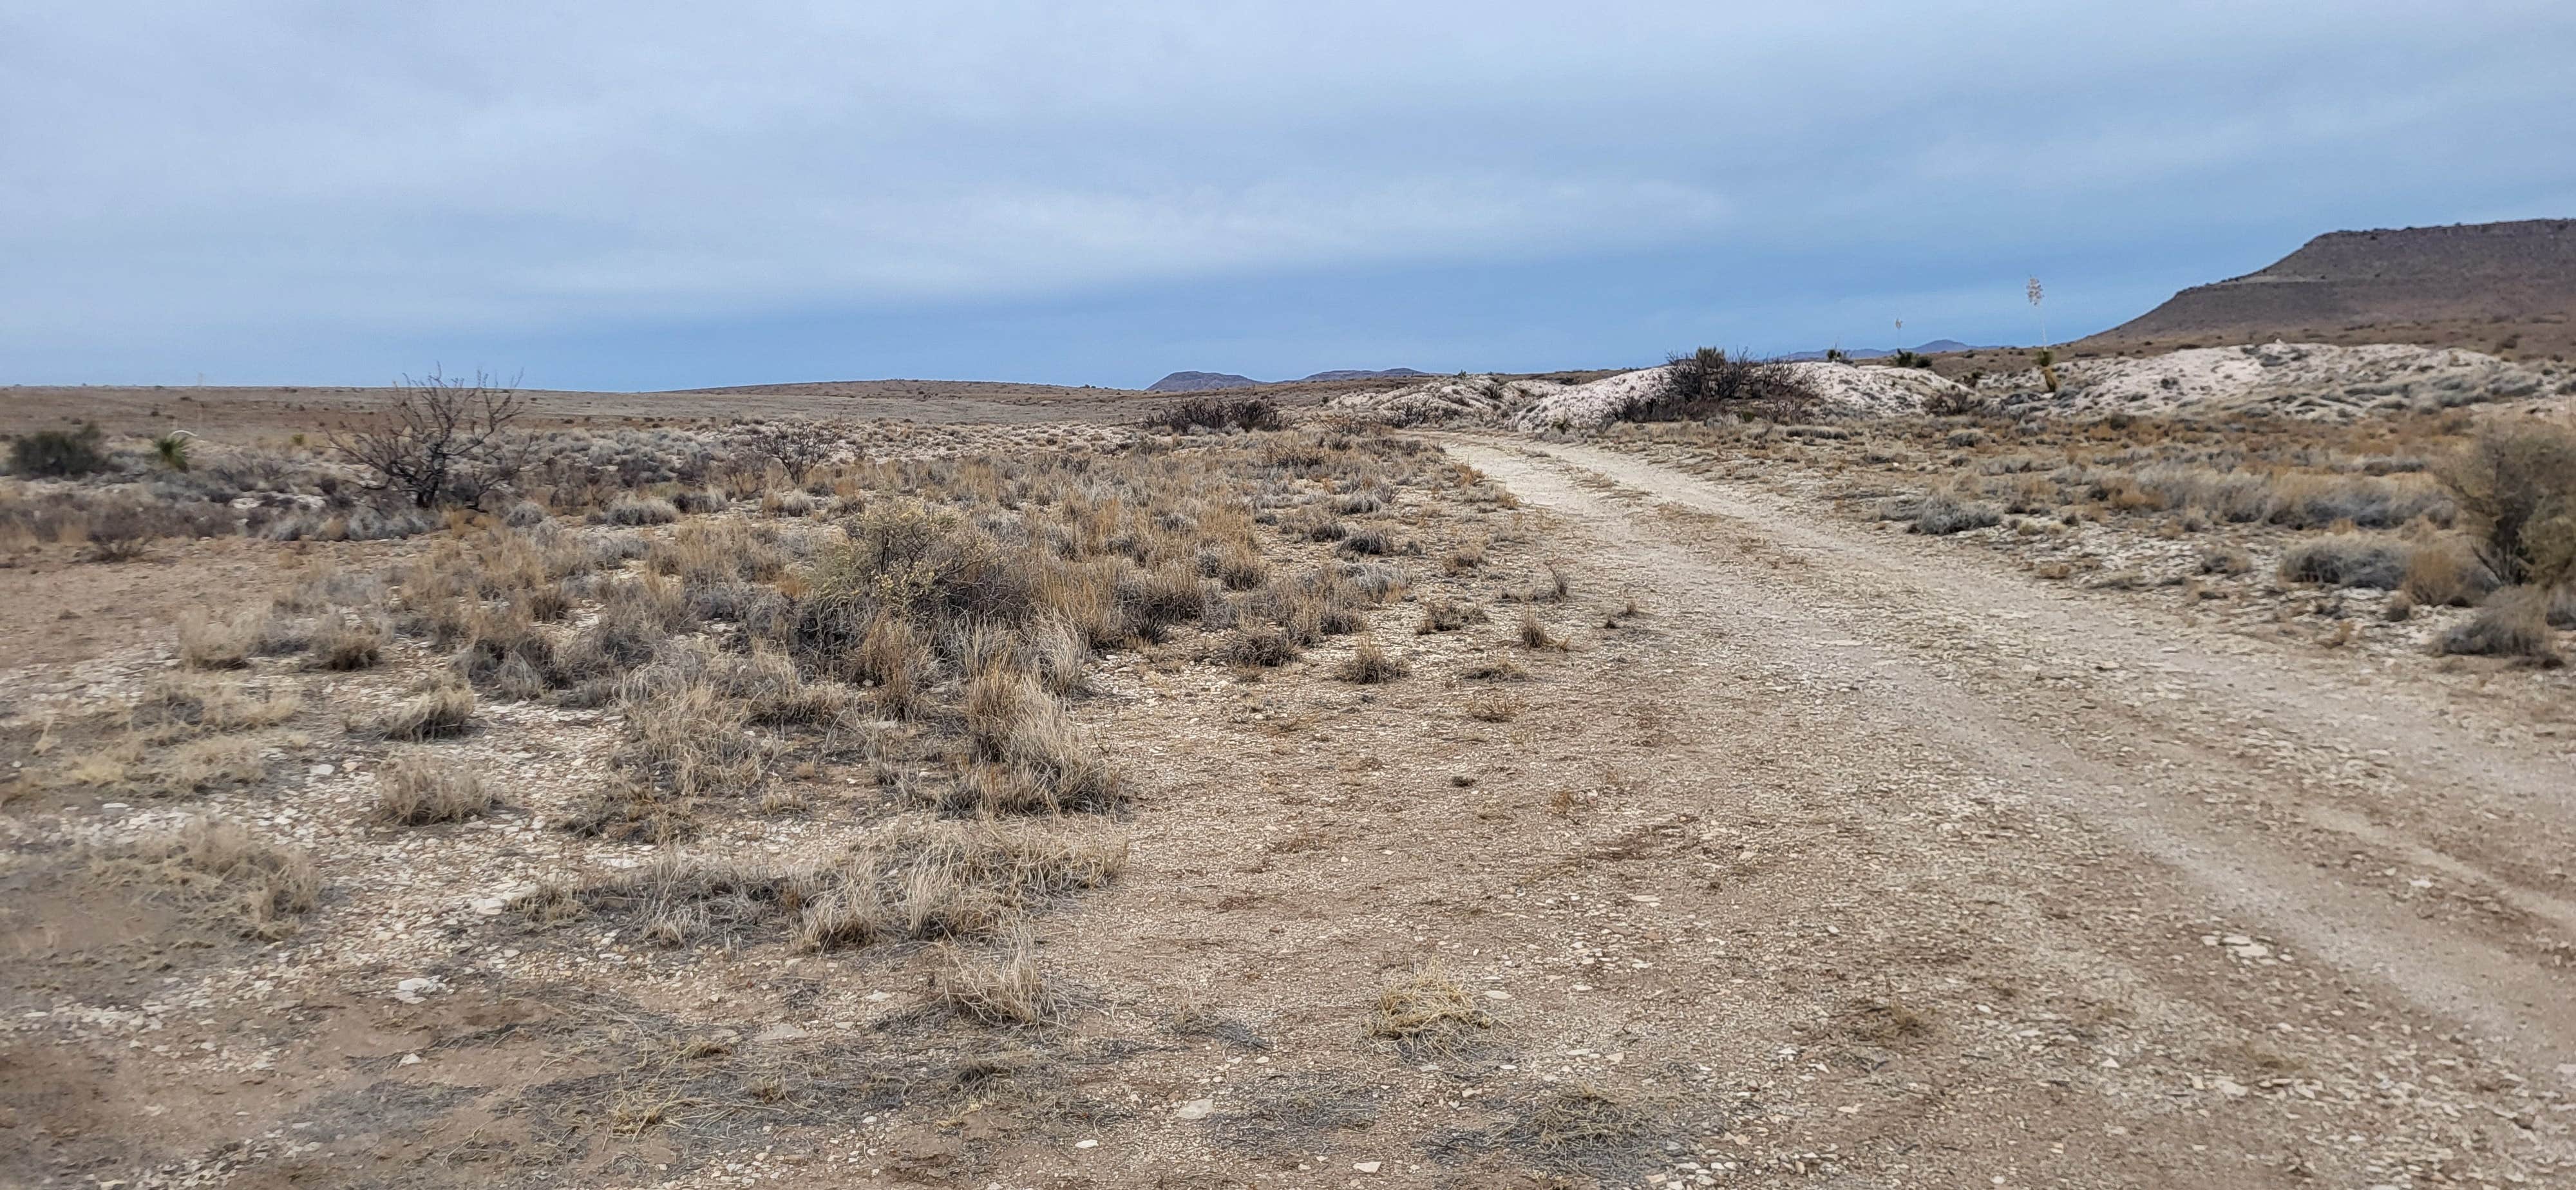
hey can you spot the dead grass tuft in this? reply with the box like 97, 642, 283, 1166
1367, 967, 1491, 1059
107, 818, 320, 939
1335, 638, 1410, 684
374, 751, 498, 825
2437, 587, 2559, 663
933, 934, 1056, 1026
377, 681, 477, 741
178, 609, 264, 670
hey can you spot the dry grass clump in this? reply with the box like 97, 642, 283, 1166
2437, 588, 2559, 663
1335, 638, 1410, 684
106, 818, 319, 939
1881, 492, 2003, 536
1368, 967, 1492, 1059
620, 679, 770, 797
374, 751, 498, 825
377, 681, 477, 741
1517, 610, 1564, 650
1417, 600, 1488, 634
2400, 534, 2499, 607
1220, 628, 1303, 668
604, 495, 681, 526
933, 934, 1056, 1026
311, 614, 390, 670
549, 818, 1126, 952
958, 666, 1121, 814
1463, 690, 1524, 722
143, 679, 301, 732
160, 736, 268, 795
178, 609, 265, 670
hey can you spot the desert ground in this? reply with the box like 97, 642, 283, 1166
5, 355, 2575, 1189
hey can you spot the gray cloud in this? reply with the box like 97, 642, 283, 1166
5, 0, 2570, 384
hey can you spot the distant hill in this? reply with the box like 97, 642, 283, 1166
1146, 371, 1260, 393
1146, 367, 1427, 392
1298, 368, 1430, 382
1779, 339, 1991, 361
2074, 218, 2575, 360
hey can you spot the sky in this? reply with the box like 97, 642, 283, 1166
5, 1, 2571, 391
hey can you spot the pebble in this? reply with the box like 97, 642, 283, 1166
1354, 1160, 1382, 1173
392, 978, 445, 1004
1174, 1099, 1215, 1120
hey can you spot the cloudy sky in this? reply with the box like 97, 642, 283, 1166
5, 1, 2570, 390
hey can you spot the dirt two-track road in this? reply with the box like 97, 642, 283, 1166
1393, 435, 2576, 1185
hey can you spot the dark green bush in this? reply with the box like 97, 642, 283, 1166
10, 423, 108, 477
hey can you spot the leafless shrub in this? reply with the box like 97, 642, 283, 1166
1148, 396, 1283, 434
1220, 628, 1302, 668
605, 496, 681, 526
374, 751, 498, 825
2437, 420, 2576, 587
1417, 600, 1488, 634
329, 368, 533, 508
1638, 348, 1821, 422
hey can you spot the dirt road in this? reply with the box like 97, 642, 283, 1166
1401, 434, 2576, 1184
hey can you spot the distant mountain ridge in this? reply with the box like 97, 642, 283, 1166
2074, 218, 2575, 358
1146, 367, 1428, 392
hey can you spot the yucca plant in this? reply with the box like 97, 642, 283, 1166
153, 430, 195, 472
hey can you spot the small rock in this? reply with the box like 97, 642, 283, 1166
1354, 1160, 1383, 1173
1483, 990, 1512, 1001
754, 1023, 808, 1043
1175, 1099, 1215, 1120
309, 764, 335, 777
392, 978, 445, 1005
399, 1053, 422, 1066
1074, 1138, 1098, 1149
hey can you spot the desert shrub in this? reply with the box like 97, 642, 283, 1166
374, 752, 498, 825
2436, 587, 2557, 663
10, 423, 109, 477
504, 500, 549, 527
1149, 397, 1283, 434
2437, 421, 2576, 587
1636, 348, 1820, 422
2278, 534, 2410, 590
152, 432, 194, 472
330, 369, 532, 508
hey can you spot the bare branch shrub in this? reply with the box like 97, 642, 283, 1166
330, 368, 533, 507
1637, 348, 1821, 422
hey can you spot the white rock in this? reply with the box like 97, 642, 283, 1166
754, 1023, 808, 1043
1174, 1099, 1215, 1120
1483, 990, 1513, 1000
399, 1053, 422, 1066
1073, 1138, 1098, 1149
1355, 1160, 1383, 1173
